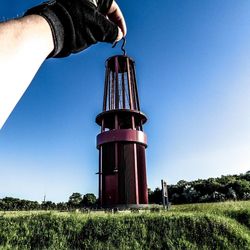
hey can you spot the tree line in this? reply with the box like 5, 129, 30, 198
149, 171, 250, 204
0, 193, 97, 211
0, 171, 249, 210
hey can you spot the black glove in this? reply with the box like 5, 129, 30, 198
24, 0, 118, 58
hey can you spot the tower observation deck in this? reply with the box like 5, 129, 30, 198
96, 54, 148, 208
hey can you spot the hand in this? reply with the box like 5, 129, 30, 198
107, 1, 127, 41
25, 0, 127, 58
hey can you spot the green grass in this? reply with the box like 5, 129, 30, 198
172, 201, 250, 229
0, 201, 249, 249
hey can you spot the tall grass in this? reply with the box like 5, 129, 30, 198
0, 201, 249, 249
172, 200, 250, 229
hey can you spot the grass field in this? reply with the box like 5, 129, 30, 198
0, 201, 249, 249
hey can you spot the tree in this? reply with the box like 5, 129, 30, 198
212, 191, 226, 202
41, 201, 56, 210
57, 202, 68, 211
68, 192, 83, 208
82, 193, 97, 207
182, 186, 200, 203
199, 194, 212, 203
177, 180, 188, 186
171, 193, 180, 203
148, 188, 154, 203
227, 187, 237, 201
150, 188, 162, 204
231, 180, 250, 199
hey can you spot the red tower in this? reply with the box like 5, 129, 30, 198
96, 53, 148, 208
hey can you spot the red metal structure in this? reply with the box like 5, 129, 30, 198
96, 53, 148, 208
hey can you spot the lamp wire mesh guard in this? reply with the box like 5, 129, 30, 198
103, 38, 140, 112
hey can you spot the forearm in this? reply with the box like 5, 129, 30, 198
0, 15, 53, 129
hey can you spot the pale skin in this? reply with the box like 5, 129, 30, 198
0, 1, 126, 129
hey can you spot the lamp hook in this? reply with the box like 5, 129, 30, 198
112, 37, 126, 56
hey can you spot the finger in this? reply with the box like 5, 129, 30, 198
116, 27, 123, 41
96, 0, 113, 14
107, 1, 127, 37
94, 11, 119, 43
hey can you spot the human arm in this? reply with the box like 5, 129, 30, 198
0, 15, 54, 129
0, 0, 126, 129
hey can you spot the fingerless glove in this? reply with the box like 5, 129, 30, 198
25, 0, 118, 58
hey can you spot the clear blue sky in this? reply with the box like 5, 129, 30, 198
0, 0, 250, 202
